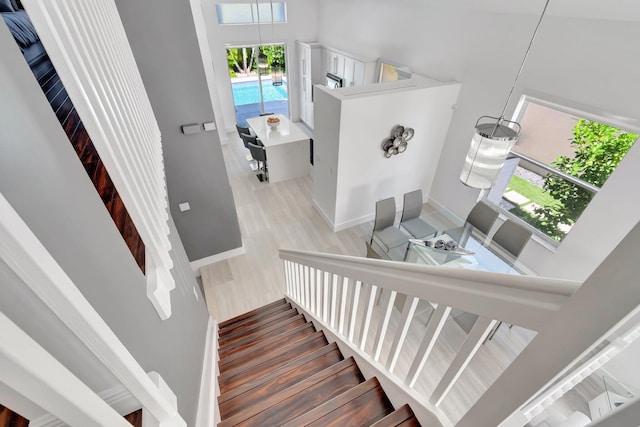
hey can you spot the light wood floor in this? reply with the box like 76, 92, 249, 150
201, 131, 547, 423
201, 133, 371, 322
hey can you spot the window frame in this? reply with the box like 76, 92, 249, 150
485, 94, 640, 248
215, 2, 287, 25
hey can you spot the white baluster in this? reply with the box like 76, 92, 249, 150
330, 274, 339, 329
338, 277, 349, 336
407, 303, 452, 388
304, 266, 310, 309
322, 271, 329, 323
348, 280, 362, 343
387, 296, 419, 373
430, 316, 497, 406
316, 269, 322, 318
309, 267, 316, 314
372, 289, 397, 362
359, 283, 378, 351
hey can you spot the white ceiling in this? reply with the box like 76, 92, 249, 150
364, 0, 640, 23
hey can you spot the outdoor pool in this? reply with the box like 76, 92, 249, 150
232, 80, 288, 106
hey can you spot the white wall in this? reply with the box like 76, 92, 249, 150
316, 0, 640, 281
313, 79, 460, 230
201, 0, 318, 134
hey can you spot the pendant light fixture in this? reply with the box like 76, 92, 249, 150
460, 0, 551, 189
268, 0, 283, 86
255, 0, 268, 69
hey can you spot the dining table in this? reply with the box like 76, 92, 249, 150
246, 114, 310, 183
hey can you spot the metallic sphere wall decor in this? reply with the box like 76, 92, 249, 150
381, 125, 414, 158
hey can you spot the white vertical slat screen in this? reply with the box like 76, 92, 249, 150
24, 0, 175, 319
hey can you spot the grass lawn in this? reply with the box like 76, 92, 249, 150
506, 175, 562, 209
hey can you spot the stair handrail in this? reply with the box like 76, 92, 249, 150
280, 249, 580, 331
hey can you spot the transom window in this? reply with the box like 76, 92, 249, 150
216, 3, 286, 25
486, 97, 638, 243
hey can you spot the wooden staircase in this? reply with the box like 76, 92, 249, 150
217, 299, 421, 426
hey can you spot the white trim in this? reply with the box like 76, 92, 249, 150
30, 384, 140, 427
0, 192, 186, 427
195, 317, 219, 427
190, 246, 246, 276
0, 313, 131, 427
312, 198, 336, 230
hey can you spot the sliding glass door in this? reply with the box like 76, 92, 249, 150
227, 44, 289, 126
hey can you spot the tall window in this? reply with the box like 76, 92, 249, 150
486, 97, 638, 242
216, 3, 286, 25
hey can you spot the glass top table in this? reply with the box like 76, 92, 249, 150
378, 211, 534, 276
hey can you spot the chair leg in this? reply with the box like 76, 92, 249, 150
486, 321, 502, 342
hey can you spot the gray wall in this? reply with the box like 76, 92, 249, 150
114, 0, 242, 261
0, 21, 209, 426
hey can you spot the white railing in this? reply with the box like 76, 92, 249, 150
24, 0, 175, 319
0, 193, 186, 427
280, 249, 581, 426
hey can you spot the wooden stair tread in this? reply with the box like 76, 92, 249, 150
219, 331, 328, 393
219, 322, 316, 374
219, 314, 307, 357
219, 304, 295, 340
219, 343, 344, 419
370, 404, 420, 427
218, 298, 287, 330
282, 377, 393, 427
218, 357, 364, 427
216, 300, 422, 427
218, 342, 341, 404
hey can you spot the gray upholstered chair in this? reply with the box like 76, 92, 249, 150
370, 197, 409, 253
491, 219, 532, 259
247, 142, 268, 182
399, 190, 437, 240
445, 200, 499, 244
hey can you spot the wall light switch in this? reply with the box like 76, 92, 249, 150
181, 123, 201, 135
203, 121, 216, 131
178, 202, 191, 212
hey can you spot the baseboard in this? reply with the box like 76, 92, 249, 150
333, 212, 375, 232
311, 198, 336, 231
426, 197, 463, 224
195, 317, 219, 427
30, 384, 140, 427
190, 246, 246, 276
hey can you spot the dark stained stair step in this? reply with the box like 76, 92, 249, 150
219, 342, 344, 419
219, 322, 316, 374
218, 331, 328, 394
218, 298, 287, 330
218, 342, 341, 405
282, 377, 394, 427
218, 357, 364, 427
219, 314, 307, 357
218, 303, 294, 339
370, 404, 421, 427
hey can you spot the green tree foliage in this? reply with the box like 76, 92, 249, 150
534, 120, 637, 240
227, 47, 256, 76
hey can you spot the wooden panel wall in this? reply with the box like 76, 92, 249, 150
27, 53, 146, 273
0, 405, 29, 427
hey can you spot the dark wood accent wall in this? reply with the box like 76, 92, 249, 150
0, 405, 29, 427
124, 409, 143, 427
23, 45, 146, 273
